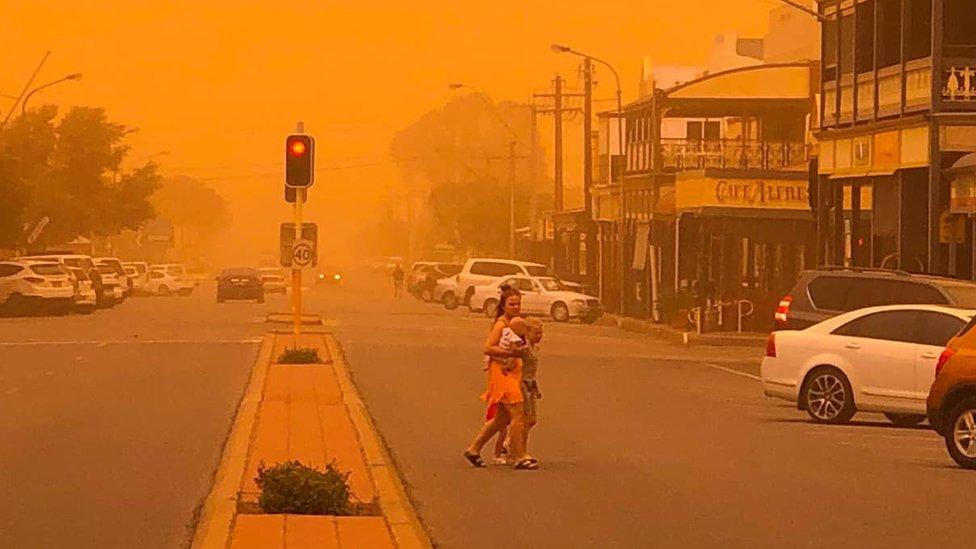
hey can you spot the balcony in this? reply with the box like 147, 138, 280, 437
659, 139, 808, 172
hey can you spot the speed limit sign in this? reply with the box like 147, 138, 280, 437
292, 239, 314, 267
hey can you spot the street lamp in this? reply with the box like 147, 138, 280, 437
449, 83, 520, 258
21, 73, 82, 115
551, 43, 627, 314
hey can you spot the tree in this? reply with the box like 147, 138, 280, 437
0, 105, 160, 250
151, 175, 231, 232
391, 94, 547, 256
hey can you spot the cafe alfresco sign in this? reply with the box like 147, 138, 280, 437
676, 176, 810, 211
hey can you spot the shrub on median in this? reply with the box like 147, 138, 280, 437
256, 460, 352, 515
278, 347, 321, 364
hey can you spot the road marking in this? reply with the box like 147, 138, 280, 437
0, 338, 262, 347
705, 362, 761, 381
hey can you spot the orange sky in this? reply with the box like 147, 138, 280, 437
1, 0, 776, 260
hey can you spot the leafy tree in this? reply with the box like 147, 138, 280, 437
151, 175, 231, 233
0, 105, 160, 250
391, 94, 547, 255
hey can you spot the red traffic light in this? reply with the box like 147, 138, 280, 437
288, 138, 308, 158
285, 134, 314, 188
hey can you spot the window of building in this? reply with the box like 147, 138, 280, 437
839, 10, 855, 75
855, 0, 875, 74
823, 16, 839, 81
877, 0, 901, 69
946, 0, 976, 54
904, 0, 931, 61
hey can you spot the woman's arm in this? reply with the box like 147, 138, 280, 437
484, 321, 524, 358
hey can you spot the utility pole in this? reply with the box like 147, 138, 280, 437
508, 138, 517, 257
582, 58, 598, 288
554, 74, 564, 212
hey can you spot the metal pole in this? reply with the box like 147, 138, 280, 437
1, 50, 50, 129
294, 190, 303, 345
616, 87, 625, 315
554, 74, 564, 212
509, 138, 517, 257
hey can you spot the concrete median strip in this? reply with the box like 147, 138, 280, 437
191, 330, 431, 549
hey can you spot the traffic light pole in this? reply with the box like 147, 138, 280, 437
293, 189, 303, 343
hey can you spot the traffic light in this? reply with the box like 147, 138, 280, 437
285, 134, 315, 188
285, 186, 307, 203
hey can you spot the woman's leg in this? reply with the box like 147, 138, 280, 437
493, 425, 509, 458
466, 405, 511, 456
503, 402, 527, 461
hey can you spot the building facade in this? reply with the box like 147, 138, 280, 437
816, 0, 976, 278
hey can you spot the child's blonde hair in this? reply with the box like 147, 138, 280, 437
523, 317, 543, 339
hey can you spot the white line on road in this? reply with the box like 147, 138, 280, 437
705, 362, 761, 381
0, 338, 262, 347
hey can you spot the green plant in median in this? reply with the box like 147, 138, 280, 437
278, 347, 321, 364
256, 460, 352, 515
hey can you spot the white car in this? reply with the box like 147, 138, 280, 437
94, 263, 125, 305
470, 275, 603, 322
66, 267, 97, 313
122, 262, 150, 294
761, 304, 974, 425
95, 257, 131, 297
0, 260, 75, 315
258, 268, 287, 294
146, 268, 195, 296
434, 275, 462, 310
456, 258, 556, 307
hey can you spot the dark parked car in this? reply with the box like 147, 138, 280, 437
775, 267, 976, 330
216, 268, 264, 303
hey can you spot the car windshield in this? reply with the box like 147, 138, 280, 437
941, 285, 976, 308
222, 269, 257, 277
96, 265, 115, 275
526, 265, 553, 277
31, 264, 65, 276
72, 269, 90, 281
124, 268, 137, 275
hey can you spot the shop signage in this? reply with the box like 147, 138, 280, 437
950, 171, 976, 214
676, 178, 810, 211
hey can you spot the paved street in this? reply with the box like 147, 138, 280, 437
3, 275, 976, 548
325, 275, 976, 549
0, 286, 278, 549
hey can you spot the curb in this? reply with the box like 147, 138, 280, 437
191, 335, 273, 549
265, 312, 325, 325
326, 336, 433, 549
601, 313, 767, 348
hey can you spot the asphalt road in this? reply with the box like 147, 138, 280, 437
0, 284, 279, 549
320, 274, 976, 549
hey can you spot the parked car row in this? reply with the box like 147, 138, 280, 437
412, 258, 604, 323
762, 266, 976, 470
0, 252, 199, 316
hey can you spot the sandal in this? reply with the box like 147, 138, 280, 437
513, 457, 539, 470
463, 451, 486, 468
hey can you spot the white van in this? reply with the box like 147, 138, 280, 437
456, 258, 555, 308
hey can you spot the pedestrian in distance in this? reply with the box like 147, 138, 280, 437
392, 264, 404, 298
464, 287, 538, 470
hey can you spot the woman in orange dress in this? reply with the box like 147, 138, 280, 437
464, 288, 538, 470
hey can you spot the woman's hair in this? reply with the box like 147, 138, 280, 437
495, 287, 522, 319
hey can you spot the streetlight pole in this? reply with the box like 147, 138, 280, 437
449, 83, 520, 257
20, 73, 83, 116
551, 44, 625, 313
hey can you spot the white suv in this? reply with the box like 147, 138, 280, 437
456, 258, 555, 308
147, 267, 195, 296
0, 260, 75, 315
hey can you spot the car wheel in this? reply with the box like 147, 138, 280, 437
884, 413, 926, 427
483, 298, 498, 318
802, 367, 856, 424
551, 302, 570, 322
158, 285, 171, 297
944, 396, 976, 469
443, 292, 459, 311
4, 294, 28, 316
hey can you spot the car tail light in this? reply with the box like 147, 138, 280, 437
765, 333, 777, 358
24, 276, 46, 285
774, 296, 793, 325
936, 348, 956, 377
